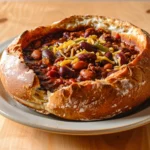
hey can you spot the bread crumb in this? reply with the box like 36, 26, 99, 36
117, 79, 133, 96
79, 108, 85, 113
73, 105, 77, 108
112, 104, 117, 108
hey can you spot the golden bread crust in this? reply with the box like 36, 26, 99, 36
0, 15, 150, 120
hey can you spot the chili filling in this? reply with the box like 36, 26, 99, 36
23, 27, 139, 92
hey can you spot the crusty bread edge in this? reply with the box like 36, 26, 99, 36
0, 15, 150, 120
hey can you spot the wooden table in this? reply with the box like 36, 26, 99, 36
0, 1, 150, 149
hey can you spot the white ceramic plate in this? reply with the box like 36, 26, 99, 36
0, 38, 150, 135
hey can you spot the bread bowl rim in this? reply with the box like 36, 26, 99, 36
0, 15, 150, 120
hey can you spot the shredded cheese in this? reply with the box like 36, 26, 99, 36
50, 34, 122, 67
59, 60, 72, 66
98, 38, 106, 44
87, 37, 95, 44
96, 56, 115, 64
71, 58, 79, 64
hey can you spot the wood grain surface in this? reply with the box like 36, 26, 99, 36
0, 1, 150, 150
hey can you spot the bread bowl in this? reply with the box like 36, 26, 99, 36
0, 15, 150, 120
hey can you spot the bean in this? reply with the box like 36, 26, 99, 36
105, 52, 113, 60
80, 42, 98, 52
116, 52, 128, 65
42, 50, 55, 62
80, 69, 95, 80
101, 52, 113, 66
72, 61, 88, 70
59, 66, 75, 78
31, 50, 42, 60
84, 28, 96, 37
47, 70, 59, 78
51, 66, 58, 71
78, 53, 96, 62
54, 57, 64, 63
104, 63, 113, 70
115, 33, 121, 40
42, 58, 50, 65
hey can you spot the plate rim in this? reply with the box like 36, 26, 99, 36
0, 38, 149, 135
0, 94, 149, 135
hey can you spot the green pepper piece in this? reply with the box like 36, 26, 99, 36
74, 38, 86, 43
94, 41, 109, 52
48, 46, 53, 50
